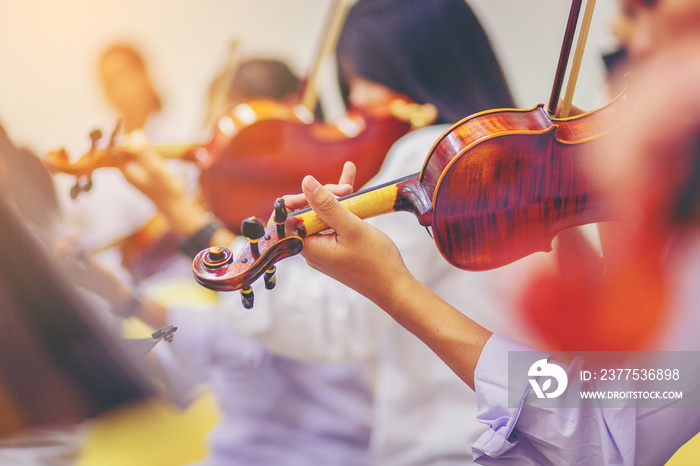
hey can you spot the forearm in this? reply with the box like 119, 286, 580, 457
374, 273, 492, 389
144, 178, 236, 248
119, 145, 236, 246
155, 188, 210, 237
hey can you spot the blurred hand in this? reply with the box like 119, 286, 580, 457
118, 139, 185, 210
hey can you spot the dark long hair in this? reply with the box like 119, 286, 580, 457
336, 0, 514, 124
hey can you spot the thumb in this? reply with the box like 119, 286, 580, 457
302, 175, 359, 237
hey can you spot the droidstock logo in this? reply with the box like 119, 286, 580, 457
528, 358, 568, 399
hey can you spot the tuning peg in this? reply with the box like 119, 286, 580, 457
241, 216, 265, 256
264, 265, 277, 290
83, 176, 93, 192
274, 198, 287, 237
240, 285, 254, 309
89, 128, 102, 153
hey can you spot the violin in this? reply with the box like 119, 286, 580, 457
191, 0, 629, 308
191, 87, 631, 302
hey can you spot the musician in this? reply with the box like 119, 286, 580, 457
0, 124, 91, 466
280, 2, 700, 465
116, 0, 520, 464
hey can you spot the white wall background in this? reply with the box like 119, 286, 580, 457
0, 0, 621, 156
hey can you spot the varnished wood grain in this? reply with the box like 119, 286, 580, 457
424, 92, 631, 270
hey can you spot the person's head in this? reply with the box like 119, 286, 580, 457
227, 59, 299, 104
98, 44, 162, 131
205, 59, 300, 125
613, 0, 700, 63
335, 0, 514, 124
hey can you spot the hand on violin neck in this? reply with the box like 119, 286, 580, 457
275, 161, 357, 215
299, 173, 413, 310
119, 141, 182, 205
117, 143, 204, 235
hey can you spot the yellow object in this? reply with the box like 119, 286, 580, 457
77, 394, 219, 466
666, 433, 700, 465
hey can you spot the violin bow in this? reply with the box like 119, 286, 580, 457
204, 39, 243, 129
560, 0, 597, 118
298, 0, 350, 114
547, 0, 598, 118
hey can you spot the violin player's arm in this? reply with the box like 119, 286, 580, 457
117, 139, 236, 249
299, 174, 492, 388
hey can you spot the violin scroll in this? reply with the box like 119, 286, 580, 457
192, 214, 305, 307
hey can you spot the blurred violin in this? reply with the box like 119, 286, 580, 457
191, 0, 631, 308
44, 123, 197, 199
199, 93, 434, 233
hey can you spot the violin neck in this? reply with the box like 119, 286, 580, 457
150, 144, 198, 161
291, 173, 430, 237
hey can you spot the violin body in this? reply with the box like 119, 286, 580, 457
422, 96, 629, 269
191, 90, 631, 294
198, 97, 416, 233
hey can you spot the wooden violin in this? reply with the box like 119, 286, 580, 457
191, 0, 629, 308
44, 124, 196, 199
191, 87, 630, 303
198, 94, 432, 232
